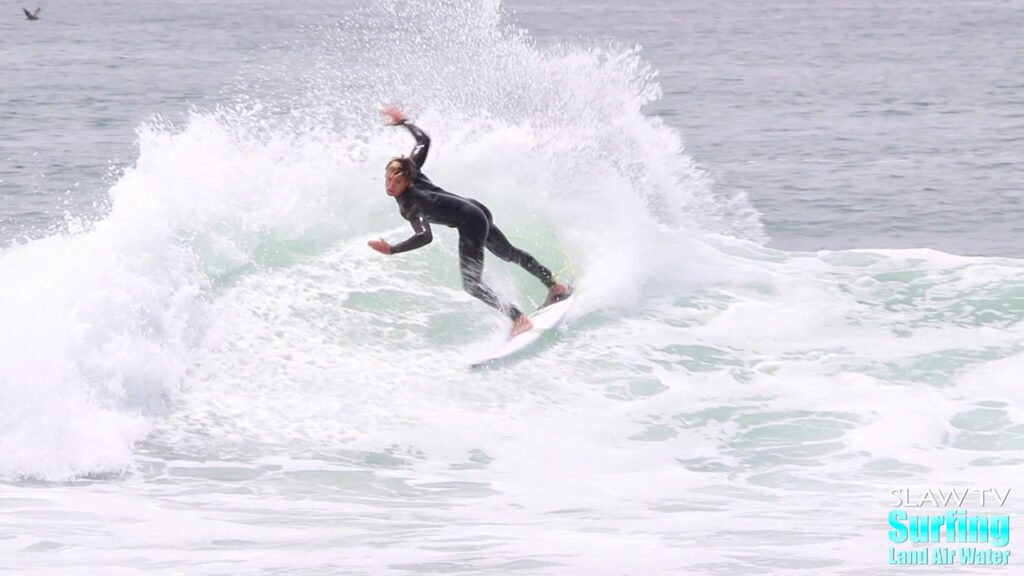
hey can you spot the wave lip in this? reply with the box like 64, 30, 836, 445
0, 170, 208, 481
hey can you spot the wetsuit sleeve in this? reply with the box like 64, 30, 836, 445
389, 214, 433, 254
402, 122, 431, 168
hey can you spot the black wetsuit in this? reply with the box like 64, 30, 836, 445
388, 122, 555, 320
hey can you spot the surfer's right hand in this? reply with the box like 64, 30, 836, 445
380, 107, 406, 126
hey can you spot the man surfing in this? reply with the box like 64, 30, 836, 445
368, 108, 571, 338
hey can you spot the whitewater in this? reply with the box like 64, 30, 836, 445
2, 1, 1022, 574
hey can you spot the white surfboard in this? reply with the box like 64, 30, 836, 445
470, 293, 577, 368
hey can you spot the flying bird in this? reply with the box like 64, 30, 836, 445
24, 7, 41, 20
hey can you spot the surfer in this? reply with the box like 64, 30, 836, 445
369, 108, 571, 337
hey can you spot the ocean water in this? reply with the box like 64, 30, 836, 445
2, 1, 1023, 574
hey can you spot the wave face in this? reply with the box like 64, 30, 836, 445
1, 0, 758, 480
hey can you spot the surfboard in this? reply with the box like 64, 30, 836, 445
470, 293, 577, 368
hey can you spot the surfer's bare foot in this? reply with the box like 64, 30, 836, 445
510, 315, 533, 338
543, 283, 572, 307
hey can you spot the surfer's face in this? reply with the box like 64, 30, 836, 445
385, 172, 409, 197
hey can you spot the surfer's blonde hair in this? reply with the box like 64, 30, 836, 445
386, 156, 418, 180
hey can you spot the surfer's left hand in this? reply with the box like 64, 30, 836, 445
368, 239, 392, 255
